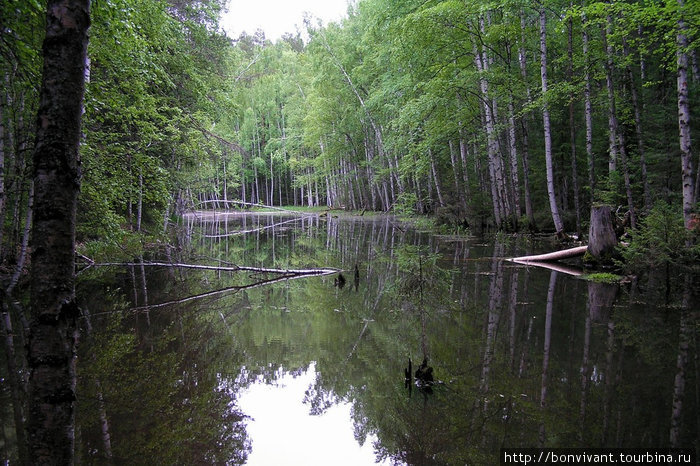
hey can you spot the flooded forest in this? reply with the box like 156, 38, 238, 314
0, 0, 699, 464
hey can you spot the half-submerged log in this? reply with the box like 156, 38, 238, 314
510, 245, 588, 263
586, 205, 618, 265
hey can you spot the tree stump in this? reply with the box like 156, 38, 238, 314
586, 205, 618, 265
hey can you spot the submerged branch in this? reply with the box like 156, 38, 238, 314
129, 273, 309, 311
86, 261, 340, 276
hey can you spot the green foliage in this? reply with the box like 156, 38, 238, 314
393, 192, 419, 216
2, 0, 697, 270
78, 230, 146, 262
595, 170, 625, 206
583, 272, 622, 284
619, 201, 698, 274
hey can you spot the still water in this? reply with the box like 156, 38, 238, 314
73, 212, 698, 464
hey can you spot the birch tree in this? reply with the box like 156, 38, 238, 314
28, 0, 90, 463
676, 0, 695, 229
539, 3, 565, 234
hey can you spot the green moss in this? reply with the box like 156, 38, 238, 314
583, 273, 623, 284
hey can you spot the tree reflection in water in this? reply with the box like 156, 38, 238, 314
71, 213, 697, 464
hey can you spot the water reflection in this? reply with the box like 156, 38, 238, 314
237, 363, 386, 465
69, 213, 698, 465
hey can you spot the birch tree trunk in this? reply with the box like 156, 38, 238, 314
583, 11, 596, 200
28, 0, 90, 463
507, 96, 522, 221
449, 139, 462, 207
676, 0, 695, 229
603, 7, 619, 174
429, 148, 444, 208
136, 170, 143, 231
568, 12, 582, 236
519, 10, 536, 228
473, 22, 508, 228
540, 6, 565, 234
0, 82, 5, 261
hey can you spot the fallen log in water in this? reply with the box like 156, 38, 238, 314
82, 261, 340, 276
508, 245, 588, 263
510, 206, 619, 269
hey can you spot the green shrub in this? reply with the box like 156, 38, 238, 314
393, 192, 419, 216
619, 201, 698, 274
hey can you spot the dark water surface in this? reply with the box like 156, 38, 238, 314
72, 213, 698, 465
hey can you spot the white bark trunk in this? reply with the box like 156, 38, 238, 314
603, 8, 619, 174
677, 0, 695, 228
540, 7, 564, 233
583, 13, 596, 199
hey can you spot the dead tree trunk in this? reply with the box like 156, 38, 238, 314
586, 205, 618, 265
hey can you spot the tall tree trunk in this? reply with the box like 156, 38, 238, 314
624, 36, 651, 211
507, 96, 522, 222
540, 6, 565, 234
0, 80, 5, 261
363, 135, 377, 209
136, 170, 143, 231
0, 74, 9, 264
618, 132, 637, 229
459, 134, 471, 208
253, 163, 259, 204
519, 9, 536, 228
449, 139, 461, 205
7, 182, 33, 294
568, 11, 582, 237
28, 1, 90, 464
429, 149, 444, 208
603, 7, 619, 175
473, 27, 507, 228
676, 0, 695, 229
583, 11, 596, 201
